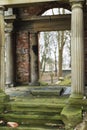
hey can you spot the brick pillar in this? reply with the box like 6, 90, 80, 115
0, 6, 5, 90
5, 23, 14, 87
30, 32, 39, 85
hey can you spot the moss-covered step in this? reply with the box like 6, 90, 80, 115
0, 113, 61, 126
0, 92, 10, 113
30, 87, 64, 96
13, 97, 67, 103
7, 97, 66, 114
0, 94, 9, 103
10, 97, 66, 106
0, 126, 64, 130
9, 106, 62, 114
9, 102, 64, 113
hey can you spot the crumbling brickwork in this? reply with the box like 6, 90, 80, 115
16, 31, 29, 84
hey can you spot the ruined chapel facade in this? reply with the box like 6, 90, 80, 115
0, 0, 86, 99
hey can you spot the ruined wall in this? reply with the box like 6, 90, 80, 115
16, 31, 30, 84
14, 3, 70, 85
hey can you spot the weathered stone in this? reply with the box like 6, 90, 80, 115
61, 105, 82, 130
71, 1, 84, 96
30, 32, 39, 85
5, 23, 14, 87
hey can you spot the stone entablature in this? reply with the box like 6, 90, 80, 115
18, 2, 70, 17
0, 0, 69, 7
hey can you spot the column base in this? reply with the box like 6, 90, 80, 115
61, 105, 82, 130
70, 93, 84, 99
5, 83, 14, 88
61, 95, 85, 130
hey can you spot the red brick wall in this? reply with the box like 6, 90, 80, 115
16, 31, 30, 84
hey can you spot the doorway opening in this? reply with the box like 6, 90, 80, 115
39, 8, 71, 86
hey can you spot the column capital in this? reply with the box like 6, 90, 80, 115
0, 6, 5, 10
69, 0, 84, 7
70, 0, 84, 2
70, 0, 84, 9
0, 6, 5, 15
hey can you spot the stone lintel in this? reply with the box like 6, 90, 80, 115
0, 0, 69, 7
21, 14, 71, 22
69, 0, 85, 5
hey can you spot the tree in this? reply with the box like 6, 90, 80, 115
55, 8, 66, 78
40, 32, 52, 77
40, 8, 71, 80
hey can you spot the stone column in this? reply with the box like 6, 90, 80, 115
0, 6, 5, 90
71, 1, 84, 98
30, 32, 39, 85
5, 23, 14, 87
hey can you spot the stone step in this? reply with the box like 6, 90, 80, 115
0, 113, 61, 126
5, 86, 64, 98
9, 102, 64, 113
30, 87, 64, 96
5, 85, 68, 99
0, 126, 64, 130
1, 94, 66, 130
6, 97, 66, 113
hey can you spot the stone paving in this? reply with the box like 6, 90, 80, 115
5, 86, 71, 98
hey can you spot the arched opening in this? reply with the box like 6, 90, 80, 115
39, 8, 71, 87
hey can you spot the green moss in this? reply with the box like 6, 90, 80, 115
0, 88, 5, 93
12, 97, 68, 104
58, 78, 71, 86
9, 97, 66, 113
0, 93, 10, 113
1, 113, 61, 126
0, 126, 60, 130
61, 105, 82, 129
39, 81, 48, 86
0, 104, 4, 113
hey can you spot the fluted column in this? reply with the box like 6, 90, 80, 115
5, 23, 14, 87
0, 6, 5, 90
30, 32, 39, 85
71, 2, 84, 98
